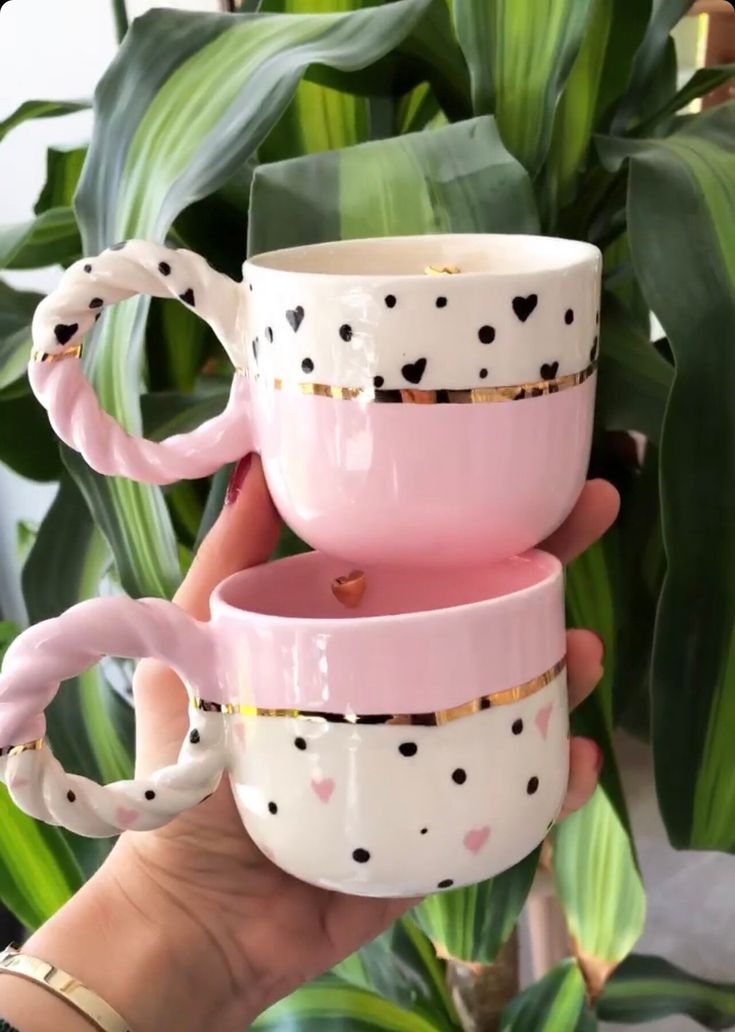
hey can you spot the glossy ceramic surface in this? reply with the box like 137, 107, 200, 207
0, 550, 568, 895
29, 235, 600, 566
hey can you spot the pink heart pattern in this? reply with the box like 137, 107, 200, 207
535, 703, 553, 740
463, 826, 491, 854
311, 777, 335, 804
115, 806, 139, 829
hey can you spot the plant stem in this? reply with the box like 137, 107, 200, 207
111, 0, 129, 44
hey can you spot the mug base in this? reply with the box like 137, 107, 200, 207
227, 672, 568, 898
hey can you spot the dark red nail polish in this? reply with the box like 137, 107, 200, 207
593, 743, 604, 773
224, 454, 252, 507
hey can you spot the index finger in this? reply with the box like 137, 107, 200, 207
541, 479, 619, 565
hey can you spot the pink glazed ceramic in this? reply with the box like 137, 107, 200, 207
0, 550, 567, 897
29, 234, 601, 567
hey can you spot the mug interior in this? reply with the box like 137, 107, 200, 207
246, 233, 599, 278
212, 549, 560, 622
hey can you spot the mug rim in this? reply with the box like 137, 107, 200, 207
210, 547, 562, 629
244, 233, 601, 281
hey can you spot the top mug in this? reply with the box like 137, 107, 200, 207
29, 234, 601, 568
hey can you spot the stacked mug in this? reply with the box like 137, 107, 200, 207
0, 234, 600, 897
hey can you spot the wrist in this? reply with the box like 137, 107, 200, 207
22, 839, 257, 1032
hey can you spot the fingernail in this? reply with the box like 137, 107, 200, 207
224, 455, 252, 507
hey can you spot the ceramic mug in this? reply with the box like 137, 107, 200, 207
30, 234, 601, 568
0, 549, 568, 897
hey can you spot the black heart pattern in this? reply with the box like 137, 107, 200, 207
54, 323, 78, 345
540, 361, 559, 381
179, 288, 196, 307
401, 358, 427, 385
286, 306, 305, 332
512, 294, 538, 322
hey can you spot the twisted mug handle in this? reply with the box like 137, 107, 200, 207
0, 596, 225, 838
29, 239, 252, 485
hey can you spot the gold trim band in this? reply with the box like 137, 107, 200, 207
265, 362, 595, 404
0, 739, 44, 758
31, 344, 83, 363
192, 658, 565, 727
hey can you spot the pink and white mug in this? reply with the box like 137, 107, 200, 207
30, 234, 601, 567
0, 550, 568, 897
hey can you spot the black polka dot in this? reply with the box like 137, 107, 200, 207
595, 310, 600, 324
252, 338, 258, 360
179, 288, 195, 307
478, 325, 495, 344
540, 361, 559, 381
479, 368, 488, 379
54, 323, 78, 345
145, 790, 156, 800
373, 375, 384, 389
590, 338, 598, 362
301, 357, 314, 374
66, 790, 76, 803
83, 263, 92, 273
420, 827, 428, 835
89, 297, 104, 309
435, 296, 447, 308
564, 308, 574, 325
94, 313, 101, 322
546, 819, 554, 831
268, 801, 278, 815
527, 776, 539, 795
294, 737, 307, 751
401, 357, 427, 385
385, 294, 397, 308
352, 848, 370, 863
109, 241, 126, 251
158, 261, 171, 276
265, 326, 273, 343
339, 324, 353, 342
452, 768, 467, 785
512, 718, 524, 735
249, 283, 253, 292
437, 878, 454, 889
189, 729, 200, 744
399, 741, 418, 757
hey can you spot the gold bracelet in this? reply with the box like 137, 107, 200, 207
0, 944, 132, 1032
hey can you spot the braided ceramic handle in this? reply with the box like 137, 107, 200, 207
29, 239, 252, 485
0, 597, 226, 837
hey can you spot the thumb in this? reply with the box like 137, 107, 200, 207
132, 455, 280, 771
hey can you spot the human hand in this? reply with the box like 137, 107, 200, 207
24, 460, 619, 1032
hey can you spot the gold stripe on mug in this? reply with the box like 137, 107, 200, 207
31, 344, 83, 364
0, 739, 45, 758
191, 657, 565, 727
260, 362, 596, 404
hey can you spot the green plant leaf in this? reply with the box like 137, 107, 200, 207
414, 847, 540, 963
500, 959, 596, 1031
0, 785, 83, 931
0, 279, 42, 394
637, 65, 735, 135
553, 788, 645, 988
0, 207, 81, 271
596, 294, 673, 444
542, 0, 612, 220
35, 145, 88, 214
454, 0, 596, 173
72, 0, 456, 599
599, 954, 735, 1029
250, 115, 538, 253
611, 0, 693, 132
253, 973, 446, 1031
599, 103, 735, 850
0, 99, 88, 145
594, 0, 651, 125
0, 391, 63, 481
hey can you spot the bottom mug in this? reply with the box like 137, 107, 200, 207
0, 548, 568, 898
